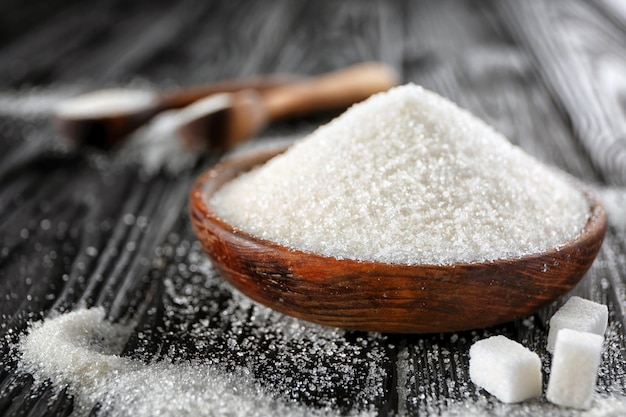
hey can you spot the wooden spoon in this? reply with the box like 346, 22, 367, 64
177, 62, 398, 151
189, 147, 608, 334
53, 75, 298, 148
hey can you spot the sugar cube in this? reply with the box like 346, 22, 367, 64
547, 296, 608, 352
469, 335, 542, 403
546, 328, 604, 409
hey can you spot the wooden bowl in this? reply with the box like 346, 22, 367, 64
189, 147, 607, 333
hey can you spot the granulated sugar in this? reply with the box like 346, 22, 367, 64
19, 308, 136, 409
12, 239, 388, 416
18, 308, 374, 417
210, 84, 589, 265
12, 236, 626, 416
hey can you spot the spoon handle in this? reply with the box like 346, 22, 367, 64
260, 62, 398, 121
156, 75, 300, 110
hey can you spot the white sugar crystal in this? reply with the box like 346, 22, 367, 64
469, 335, 542, 403
210, 84, 589, 265
547, 296, 608, 352
17, 308, 354, 417
547, 328, 604, 409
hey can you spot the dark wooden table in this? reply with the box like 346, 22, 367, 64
2, 0, 626, 415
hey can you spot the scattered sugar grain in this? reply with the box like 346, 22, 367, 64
211, 84, 589, 265
435, 393, 626, 417
547, 328, 604, 410
469, 335, 542, 403
16, 242, 387, 417
17, 308, 375, 417
547, 296, 608, 352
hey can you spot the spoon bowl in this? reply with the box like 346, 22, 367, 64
189, 147, 607, 333
53, 76, 298, 148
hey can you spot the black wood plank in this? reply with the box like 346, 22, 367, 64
501, 0, 626, 186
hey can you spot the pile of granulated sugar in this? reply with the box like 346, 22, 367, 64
210, 84, 589, 265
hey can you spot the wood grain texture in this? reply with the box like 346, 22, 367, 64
501, 0, 626, 185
